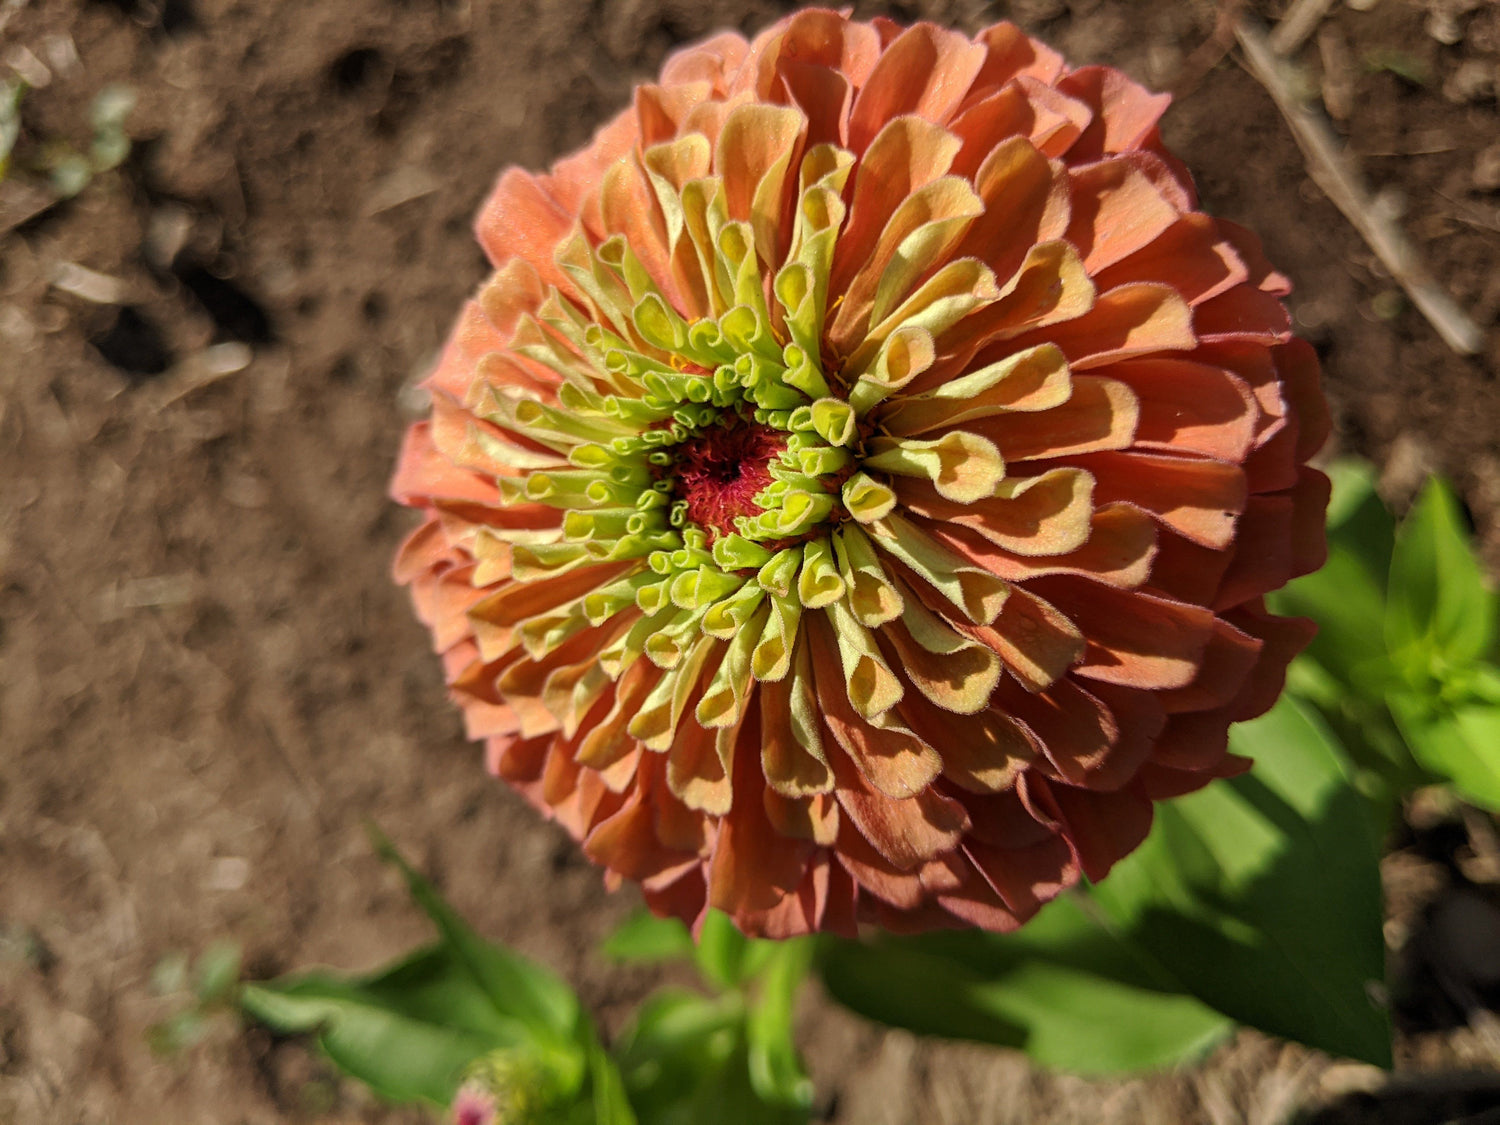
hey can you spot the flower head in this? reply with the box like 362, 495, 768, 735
393, 10, 1330, 937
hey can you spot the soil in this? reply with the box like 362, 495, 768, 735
1, 0, 1499, 1123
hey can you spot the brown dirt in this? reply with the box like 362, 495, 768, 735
1, 0, 1498, 1123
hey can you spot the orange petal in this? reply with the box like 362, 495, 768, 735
763, 788, 839, 846
1193, 285, 1292, 344
1029, 577, 1216, 690
894, 685, 1037, 794
1064, 158, 1182, 274
1224, 602, 1315, 721
964, 374, 1138, 461
809, 613, 942, 800
662, 30, 751, 90
1159, 617, 1263, 714
967, 22, 1066, 98
961, 584, 1085, 693
1004, 281, 1196, 370
829, 740, 969, 872
847, 23, 988, 151
960, 834, 1076, 919
706, 709, 811, 913
634, 81, 712, 147
1276, 338, 1331, 463
1103, 357, 1257, 461
901, 468, 1095, 558
829, 116, 962, 301
1076, 449, 1248, 550
391, 423, 501, 507
1056, 66, 1172, 161
1091, 213, 1246, 307
748, 8, 882, 97
1045, 775, 1155, 882
930, 503, 1157, 590
474, 168, 575, 290
425, 299, 507, 400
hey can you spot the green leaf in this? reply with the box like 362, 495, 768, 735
0, 79, 24, 181
241, 956, 513, 1106
602, 911, 696, 965
614, 990, 746, 1122
1389, 692, 1500, 811
615, 985, 809, 1124
745, 941, 815, 1110
1091, 696, 1391, 1066
582, 1036, 638, 1125
367, 826, 581, 1045
693, 910, 749, 990
239, 831, 595, 1110
1386, 479, 1497, 668
822, 697, 1391, 1071
195, 940, 242, 1005
817, 894, 1230, 1074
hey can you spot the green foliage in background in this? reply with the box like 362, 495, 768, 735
0, 78, 23, 181
1272, 464, 1500, 810
604, 912, 814, 1124
0, 81, 133, 197
237, 830, 811, 1123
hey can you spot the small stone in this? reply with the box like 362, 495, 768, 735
1474, 141, 1500, 193
1444, 58, 1494, 103
1427, 7, 1464, 44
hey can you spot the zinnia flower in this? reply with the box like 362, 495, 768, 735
393, 10, 1329, 938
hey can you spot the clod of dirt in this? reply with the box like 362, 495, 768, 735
87, 0, 196, 34
1474, 142, 1500, 194
1429, 890, 1500, 991
327, 47, 392, 97
171, 261, 274, 344
88, 304, 171, 376
1442, 59, 1493, 104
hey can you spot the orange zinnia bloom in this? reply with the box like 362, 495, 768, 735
393, 10, 1329, 937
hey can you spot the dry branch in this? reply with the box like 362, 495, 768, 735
1236, 17, 1486, 356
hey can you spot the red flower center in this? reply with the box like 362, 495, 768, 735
671, 417, 787, 541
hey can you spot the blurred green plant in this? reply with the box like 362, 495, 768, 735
0, 81, 133, 197
236, 829, 811, 1123
147, 939, 243, 1056
0, 78, 24, 181
1271, 463, 1500, 811
604, 911, 814, 1124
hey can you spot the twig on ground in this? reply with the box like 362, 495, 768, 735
1270, 0, 1339, 56
1173, 0, 1249, 99
1235, 16, 1486, 356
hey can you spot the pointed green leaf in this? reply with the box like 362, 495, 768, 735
693, 909, 750, 989
1389, 691, 1500, 811
602, 911, 696, 965
240, 953, 520, 1106
368, 826, 582, 1043
745, 940, 815, 1110
1386, 478, 1497, 667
